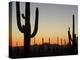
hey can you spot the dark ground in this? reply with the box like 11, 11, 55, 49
9, 43, 78, 58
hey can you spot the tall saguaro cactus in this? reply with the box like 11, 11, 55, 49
68, 15, 77, 49
72, 14, 76, 48
16, 2, 39, 57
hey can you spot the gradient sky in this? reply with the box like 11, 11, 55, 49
11, 2, 78, 47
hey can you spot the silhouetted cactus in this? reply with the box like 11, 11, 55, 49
61, 38, 63, 45
68, 27, 71, 45
49, 37, 50, 44
64, 39, 66, 45
16, 2, 39, 57
57, 37, 59, 45
42, 37, 44, 45
16, 41, 18, 47
72, 14, 76, 48
48, 37, 50, 51
73, 15, 75, 41
67, 15, 77, 50
42, 37, 44, 55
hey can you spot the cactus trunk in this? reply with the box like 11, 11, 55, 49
23, 2, 31, 57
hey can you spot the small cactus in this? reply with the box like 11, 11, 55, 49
49, 37, 50, 44
42, 37, 44, 45
68, 27, 71, 45
57, 37, 59, 45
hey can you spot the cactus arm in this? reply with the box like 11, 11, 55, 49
16, 2, 23, 33
31, 8, 39, 38
22, 14, 26, 19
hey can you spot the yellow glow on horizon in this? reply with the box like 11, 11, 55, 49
10, 35, 69, 47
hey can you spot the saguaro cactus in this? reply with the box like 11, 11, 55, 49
68, 27, 71, 45
72, 14, 76, 48
61, 38, 63, 45
42, 37, 44, 45
16, 2, 39, 57
57, 37, 59, 45
68, 15, 77, 49
49, 37, 50, 44
64, 39, 66, 45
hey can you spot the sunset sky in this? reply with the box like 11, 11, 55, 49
10, 2, 78, 47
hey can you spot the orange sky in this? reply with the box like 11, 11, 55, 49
10, 35, 69, 47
